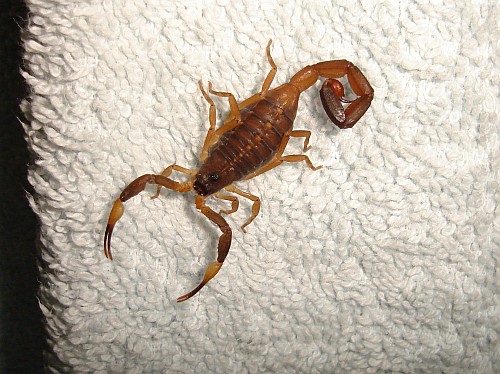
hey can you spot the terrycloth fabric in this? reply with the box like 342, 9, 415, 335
22, 0, 498, 372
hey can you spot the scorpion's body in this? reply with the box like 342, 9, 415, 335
104, 40, 373, 302
195, 83, 302, 196
199, 89, 295, 189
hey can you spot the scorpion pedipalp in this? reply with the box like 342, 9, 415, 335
103, 172, 194, 260
104, 199, 124, 260
177, 261, 223, 302
176, 196, 231, 302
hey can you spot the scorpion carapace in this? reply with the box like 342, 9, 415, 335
104, 40, 373, 302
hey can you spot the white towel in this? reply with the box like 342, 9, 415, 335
22, 0, 498, 372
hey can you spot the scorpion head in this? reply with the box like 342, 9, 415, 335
194, 166, 236, 196
194, 171, 220, 196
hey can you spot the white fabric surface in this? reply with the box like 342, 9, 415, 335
22, 0, 498, 372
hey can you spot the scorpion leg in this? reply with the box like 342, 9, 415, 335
209, 86, 242, 122
224, 185, 260, 233
227, 39, 278, 112
208, 39, 278, 132
199, 82, 245, 151
177, 195, 232, 302
198, 81, 218, 162
244, 130, 322, 181
215, 191, 240, 215
289, 129, 313, 152
198, 39, 276, 155
104, 173, 194, 260
261, 39, 277, 93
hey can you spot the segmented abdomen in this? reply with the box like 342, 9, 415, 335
212, 97, 294, 180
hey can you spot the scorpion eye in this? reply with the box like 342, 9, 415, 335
208, 172, 219, 182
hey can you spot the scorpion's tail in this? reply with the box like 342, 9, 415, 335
289, 60, 373, 129
319, 73, 373, 129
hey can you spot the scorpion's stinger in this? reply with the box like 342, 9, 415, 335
317, 62, 374, 129
319, 79, 349, 124
289, 60, 373, 129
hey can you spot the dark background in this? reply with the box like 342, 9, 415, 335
1, 1, 46, 372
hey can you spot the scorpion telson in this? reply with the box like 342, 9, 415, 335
104, 40, 374, 302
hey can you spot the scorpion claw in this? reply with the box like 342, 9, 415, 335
177, 261, 222, 302
103, 199, 125, 260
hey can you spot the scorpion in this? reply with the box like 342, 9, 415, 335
104, 40, 373, 302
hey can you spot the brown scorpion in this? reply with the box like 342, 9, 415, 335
104, 40, 373, 302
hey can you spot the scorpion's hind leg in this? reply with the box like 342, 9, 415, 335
204, 38, 278, 135
243, 130, 322, 182
104, 172, 194, 260
198, 81, 219, 162
261, 39, 277, 93
232, 39, 278, 111
177, 195, 232, 302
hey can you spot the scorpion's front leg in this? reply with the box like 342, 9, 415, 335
177, 195, 232, 302
104, 171, 194, 260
